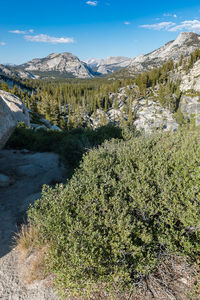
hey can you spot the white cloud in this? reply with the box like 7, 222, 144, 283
0, 42, 6, 46
168, 20, 200, 32
140, 22, 176, 31
9, 30, 27, 34
140, 19, 200, 33
86, 1, 98, 6
124, 21, 131, 25
9, 29, 34, 34
24, 34, 75, 44
163, 13, 177, 18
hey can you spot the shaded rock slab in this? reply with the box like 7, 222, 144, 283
0, 149, 67, 299
0, 90, 30, 149
0, 173, 10, 187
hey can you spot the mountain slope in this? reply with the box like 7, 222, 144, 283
86, 32, 200, 77
118, 32, 200, 76
85, 56, 132, 74
1, 32, 200, 80
0, 64, 36, 80
19, 52, 95, 79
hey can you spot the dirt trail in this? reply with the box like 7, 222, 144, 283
0, 149, 66, 300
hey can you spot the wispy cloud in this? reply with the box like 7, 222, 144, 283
86, 1, 98, 6
0, 42, 6, 46
168, 20, 200, 32
9, 29, 34, 34
163, 13, 177, 18
140, 19, 200, 33
9, 30, 26, 34
140, 22, 176, 31
24, 34, 75, 44
124, 21, 131, 25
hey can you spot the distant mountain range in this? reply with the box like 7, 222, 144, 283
0, 32, 200, 80
84, 56, 132, 74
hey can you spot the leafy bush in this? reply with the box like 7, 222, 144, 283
27, 129, 200, 296
6, 123, 123, 168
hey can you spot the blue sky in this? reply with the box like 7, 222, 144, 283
1, 0, 200, 64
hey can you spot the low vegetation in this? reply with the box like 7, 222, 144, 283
15, 128, 200, 298
6, 122, 126, 168
4, 48, 200, 298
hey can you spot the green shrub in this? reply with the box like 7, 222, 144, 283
28, 129, 200, 297
6, 123, 123, 168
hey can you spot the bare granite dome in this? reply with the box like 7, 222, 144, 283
19, 52, 94, 78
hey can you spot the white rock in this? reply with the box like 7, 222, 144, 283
180, 60, 200, 92
0, 90, 30, 149
20, 52, 94, 79
50, 125, 61, 131
127, 32, 200, 76
34, 125, 47, 131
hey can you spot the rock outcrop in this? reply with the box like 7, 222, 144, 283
180, 95, 200, 126
180, 59, 200, 92
0, 64, 36, 79
85, 56, 132, 74
117, 32, 200, 77
89, 86, 178, 133
0, 90, 30, 149
19, 52, 95, 79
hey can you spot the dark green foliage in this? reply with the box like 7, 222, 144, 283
0, 81, 9, 92
6, 123, 123, 168
173, 108, 187, 125
28, 129, 200, 296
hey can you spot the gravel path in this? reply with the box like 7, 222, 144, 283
0, 149, 66, 300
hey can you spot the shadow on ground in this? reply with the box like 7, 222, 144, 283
0, 149, 67, 258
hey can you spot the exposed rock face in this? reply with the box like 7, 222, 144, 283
89, 86, 178, 133
120, 32, 200, 76
20, 52, 95, 78
0, 64, 36, 79
2, 32, 200, 79
180, 95, 200, 126
0, 90, 30, 149
86, 32, 200, 76
180, 60, 200, 92
177, 58, 200, 125
133, 99, 178, 133
85, 56, 132, 74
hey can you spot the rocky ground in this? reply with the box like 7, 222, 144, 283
0, 149, 66, 300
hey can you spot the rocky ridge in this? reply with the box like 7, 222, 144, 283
85, 56, 133, 74
122, 32, 200, 76
1, 32, 200, 80
87, 32, 200, 77
0, 64, 36, 79
19, 52, 95, 79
